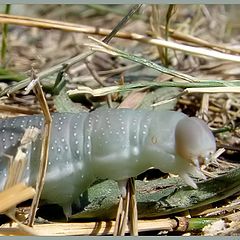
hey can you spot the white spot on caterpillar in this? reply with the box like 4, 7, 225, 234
3, 138, 5, 142
61, 138, 65, 143
75, 141, 79, 145
57, 148, 61, 152
3, 146, 7, 149
51, 146, 54, 150
132, 146, 139, 155
73, 132, 77, 137
65, 146, 68, 150
2, 129, 5, 133
76, 150, 80, 155
58, 127, 62, 131
76, 161, 83, 169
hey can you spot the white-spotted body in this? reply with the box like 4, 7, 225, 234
0, 109, 216, 216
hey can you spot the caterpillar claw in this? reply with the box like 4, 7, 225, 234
179, 173, 198, 189
62, 204, 72, 220
117, 179, 128, 198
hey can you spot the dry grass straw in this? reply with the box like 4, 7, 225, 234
0, 103, 40, 115
0, 127, 39, 235
27, 72, 52, 227
0, 13, 240, 62
0, 218, 179, 236
0, 184, 35, 214
184, 87, 240, 94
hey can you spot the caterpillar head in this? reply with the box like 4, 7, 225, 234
175, 116, 216, 181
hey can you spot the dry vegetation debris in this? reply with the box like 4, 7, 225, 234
0, 4, 240, 236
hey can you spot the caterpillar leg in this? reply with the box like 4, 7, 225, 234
114, 178, 138, 236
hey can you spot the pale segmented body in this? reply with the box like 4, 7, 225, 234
0, 109, 216, 216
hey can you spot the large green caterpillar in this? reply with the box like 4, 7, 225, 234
0, 109, 216, 216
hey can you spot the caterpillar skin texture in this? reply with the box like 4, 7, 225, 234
0, 109, 216, 216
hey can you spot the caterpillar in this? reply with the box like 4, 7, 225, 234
0, 109, 216, 217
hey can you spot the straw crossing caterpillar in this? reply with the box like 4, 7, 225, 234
0, 109, 216, 216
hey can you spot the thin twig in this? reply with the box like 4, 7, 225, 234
84, 59, 113, 108
1, 4, 11, 66
0, 104, 40, 115
129, 178, 138, 236
27, 70, 52, 227
164, 4, 176, 66
102, 4, 142, 44
84, 59, 108, 87
150, 5, 165, 64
